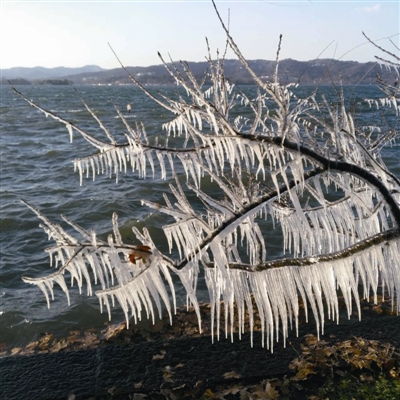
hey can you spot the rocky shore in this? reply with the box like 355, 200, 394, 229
1, 296, 399, 399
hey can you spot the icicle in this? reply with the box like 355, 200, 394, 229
112, 213, 123, 246
66, 124, 73, 142
37, 282, 51, 309
176, 263, 202, 333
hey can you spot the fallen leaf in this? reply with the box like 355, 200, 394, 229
163, 372, 174, 383
38, 333, 53, 349
203, 388, 216, 398
218, 385, 243, 396
25, 341, 38, 350
51, 339, 69, 353
103, 323, 126, 340
223, 371, 241, 379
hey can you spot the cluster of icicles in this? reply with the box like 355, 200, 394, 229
22, 164, 400, 350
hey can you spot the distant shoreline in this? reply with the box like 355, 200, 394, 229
1, 80, 377, 88
1, 58, 394, 86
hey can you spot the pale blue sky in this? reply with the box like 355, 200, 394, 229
1, 1, 399, 69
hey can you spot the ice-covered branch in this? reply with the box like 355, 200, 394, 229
18, 11, 400, 349
21, 201, 177, 326
203, 229, 399, 272
203, 233, 399, 348
267, 136, 400, 227
362, 32, 400, 64
10, 86, 112, 150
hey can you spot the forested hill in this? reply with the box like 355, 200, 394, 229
2, 59, 395, 86
65, 59, 394, 86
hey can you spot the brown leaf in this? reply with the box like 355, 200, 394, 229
38, 333, 53, 349
11, 347, 22, 355
218, 386, 244, 399
162, 365, 175, 382
25, 341, 39, 350
256, 381, 280, 399
223, 371, 241, 379
103, 323, 126, 340
295, 366, 316, 380
203, 389, 217, 398
50, 339, 68, 353
163, 372, 174, 383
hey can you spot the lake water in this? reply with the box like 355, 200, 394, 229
0, 83, 398, 351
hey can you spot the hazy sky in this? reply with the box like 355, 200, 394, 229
1, 1, 399, 69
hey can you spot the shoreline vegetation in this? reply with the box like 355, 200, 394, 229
2, 294, 399, 399
2, 78, 72, 86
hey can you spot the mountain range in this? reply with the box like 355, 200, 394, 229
1, 59, 394, 86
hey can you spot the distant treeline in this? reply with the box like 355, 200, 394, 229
61, 59, 398, 86
2, 79, 71, 86
2, 59, 396, 86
